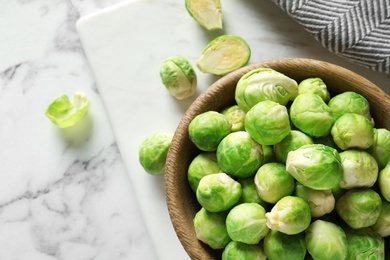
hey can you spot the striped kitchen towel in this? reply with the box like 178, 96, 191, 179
272, 0, 390, 74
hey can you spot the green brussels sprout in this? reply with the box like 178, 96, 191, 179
372, 199, 390, 237
244, 100, 291, 145
294, 183, 335, 218
254, 162, 295, 203
196, 35, 251, 76
286, 144, 343, 190
189, 111, 231, 151
265, 196, 311, 235
193, 207, 231, 249
221, 105, 246, 132
196, 173, 242, 212
235, 68, 298, 112
216, 131, 263, 178
328, 91, 374, 125
367, 128, 390, 170
138, 132, 173, 175
263, 230, 306, 260
185, 0, 223, 31
187, 152, 221, 192
305, 220, 348, 260
290, 93, 334, 137
335, 188, 382, 229
331, 183, 347, 202
345, 227, 385, 260
237, 177, 268, 207
339, 149, 378, 189
159, 55, 197, 100
274, 130, 314, 163
45, 92, 89, 128
262, 144, 276, 164
222, 241, 266, 260
331, 113, 374, 150
378, 163, 390, 202
298, 77, 330, 102
226, 203, 269, 244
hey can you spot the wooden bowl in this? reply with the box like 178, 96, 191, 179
165, 58, 390, 259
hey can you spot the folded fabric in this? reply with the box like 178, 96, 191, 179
272, 0, 390, 74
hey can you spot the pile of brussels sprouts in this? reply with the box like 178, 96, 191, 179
187, 68, 390, 259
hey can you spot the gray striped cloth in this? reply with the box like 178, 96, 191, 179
272, 0, 390, 74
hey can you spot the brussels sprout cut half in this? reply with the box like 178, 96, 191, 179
185, 0, 223, 31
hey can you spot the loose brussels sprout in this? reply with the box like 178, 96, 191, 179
274, 130, 314, 163
235, 68, 298, 112
335, 188, 382, 229
187, 152, 221, 192
367, 128, 390, 170
237, 177, 268, 207
263, 230, 306, 260
45, 92, 89, 128
262, 144, 276, 164
196, 35, 251, 76
331, 113, 374, 150
216, 131, 263, 178
298, 77, 330, 102
159, 55, 197, 100
286, 144, 343, 190
226, 203, 269, 244
254, 162, 295, 203
222, 241, 266, 260
265, 196, 311, 235
372, 199, 390, 237
193, 207, 231, 249
339, 149, 378, 189
221, 105, 246, 132
188, 111, 231, 151
328, 91, 374, 125
294, 183, 335, 218
345, 227, 385, 259
305, 220, 348, 260
378, 163, 390, 202
196, 173, 242, 212
244, 100, 291, 145
138, 132, 173, 175
290, 93, 334, 137
185, 0, 223, 31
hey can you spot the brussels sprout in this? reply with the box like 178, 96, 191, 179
331, 113, 374, 150
378, 163, 390, 202
372, 199, 390, 237
367, 128, 390, 170
290, 93, 334, 137
261, 144, 276, 164
221, 105, 246, 132
265, 196, 311, 235
216, 131, 263, 178
193, 207, 231, 249
328, 91, 374, 125
286, 144, 343, 190
244, 100, 291, 145
138, 132, 173, 175
235, 68, 298, 112
196, 173, 242, 212
226, 203, 269, 244
313, 134, 340, 150
196, 35, 251, 76
159, 55, 197, 100
237, 177, 268, 207
222, 241, 266, 260
339, 149, 378, 189
345, 227, 385, 260
263, 230, 306, 260
185, 0, 223, 31
274, 130, 314, 163
305, 220, 348, 260
335, 188, 382, 229
187, 152, 221, 192
298, 77, 330, 102
294, 183, 335, 218
45, 92, 89, 128
188, 111, 231, 151
254, 162, 295, 203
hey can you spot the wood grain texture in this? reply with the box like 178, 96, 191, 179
165, 58, 390, 260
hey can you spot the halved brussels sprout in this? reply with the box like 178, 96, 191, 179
222, 241, 266, 260
298, 77, 330, 102
263, 230, 306, 260
187, 152, 221, 192
185, 0, 223, 31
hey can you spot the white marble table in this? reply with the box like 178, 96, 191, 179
1, 0, 389, 260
